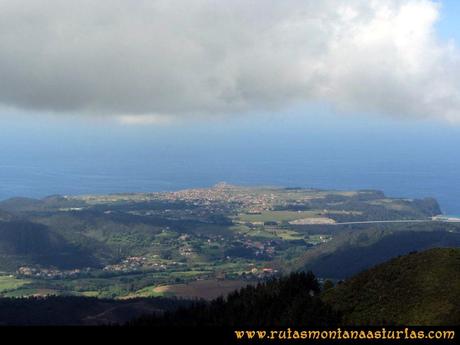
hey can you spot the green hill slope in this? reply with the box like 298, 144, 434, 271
0, 220, 102, 270
293, 227, 460, 279
322, 248, 460, 325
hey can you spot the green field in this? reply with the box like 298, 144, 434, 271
126, 279, 255, 300
273, 229, 304, 240
237, 210, 319, 223
0, 275, 31, 293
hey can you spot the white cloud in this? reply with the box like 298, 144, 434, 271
118, 114, 175, 126
0, 0, 458, 121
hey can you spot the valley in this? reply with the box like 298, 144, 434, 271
0, 183, 458, 300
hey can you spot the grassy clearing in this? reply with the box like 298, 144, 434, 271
306, 234, 332, 244
244, 229, 278, 239
237, 211, 320, 223
80, 291, 100, 297
169, 270, 211, 278
1, 287, 60, 297
120, 286, 170, 299
146, 279, 255, 300
0, 275, 31, 293
272, 229, 304, 240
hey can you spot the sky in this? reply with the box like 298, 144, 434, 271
436, 0, 460, 42
0, 0, 459, 123
0, 0, 459, 209
0, 1, 459, 138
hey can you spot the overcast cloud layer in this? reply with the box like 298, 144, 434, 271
0, 0, 459, 122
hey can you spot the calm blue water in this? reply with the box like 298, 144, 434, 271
1, 155, 458, 214
0, 115, 459, 214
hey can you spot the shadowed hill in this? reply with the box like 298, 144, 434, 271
0, 296, 191, 325
0, 197, 44, 213
322, 248, 460, 325
0, 195, 85, 214
293, 228, 460, 279
0, 209, 13, 222
0, 220, 102, 270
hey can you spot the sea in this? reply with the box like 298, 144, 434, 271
0, 116, 459, 215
